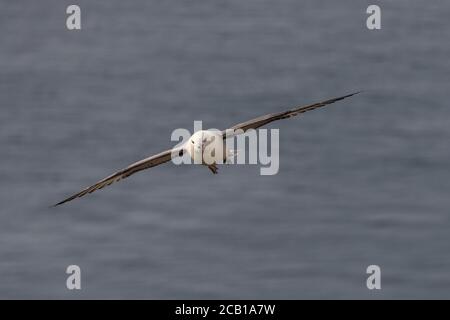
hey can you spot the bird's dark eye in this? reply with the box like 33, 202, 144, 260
191, 140, 194, 144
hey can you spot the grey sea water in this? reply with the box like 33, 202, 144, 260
0, 0, 449, 299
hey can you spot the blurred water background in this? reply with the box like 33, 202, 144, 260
0, 0, 449, 298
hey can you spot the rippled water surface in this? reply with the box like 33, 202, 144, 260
0, 0, 449, 298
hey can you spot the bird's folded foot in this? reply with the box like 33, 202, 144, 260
208, 164, 219, 174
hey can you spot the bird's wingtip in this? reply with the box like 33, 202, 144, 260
51, 198, 71, 208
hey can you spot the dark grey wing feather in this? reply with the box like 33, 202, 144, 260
53, 147, 183, 207
222, 92, 360, 138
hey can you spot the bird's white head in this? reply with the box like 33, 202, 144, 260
189, 130, 206, 154
186, 130, 223, 164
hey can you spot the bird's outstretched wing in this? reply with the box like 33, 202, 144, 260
222, 92, 360, 138
53, 147, 183, 207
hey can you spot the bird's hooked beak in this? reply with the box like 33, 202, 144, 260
194, 141, 203, 153
197, 137, 209, 152
200, 137, 211, 152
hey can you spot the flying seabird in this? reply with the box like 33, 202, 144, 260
53, 92, 359, 206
